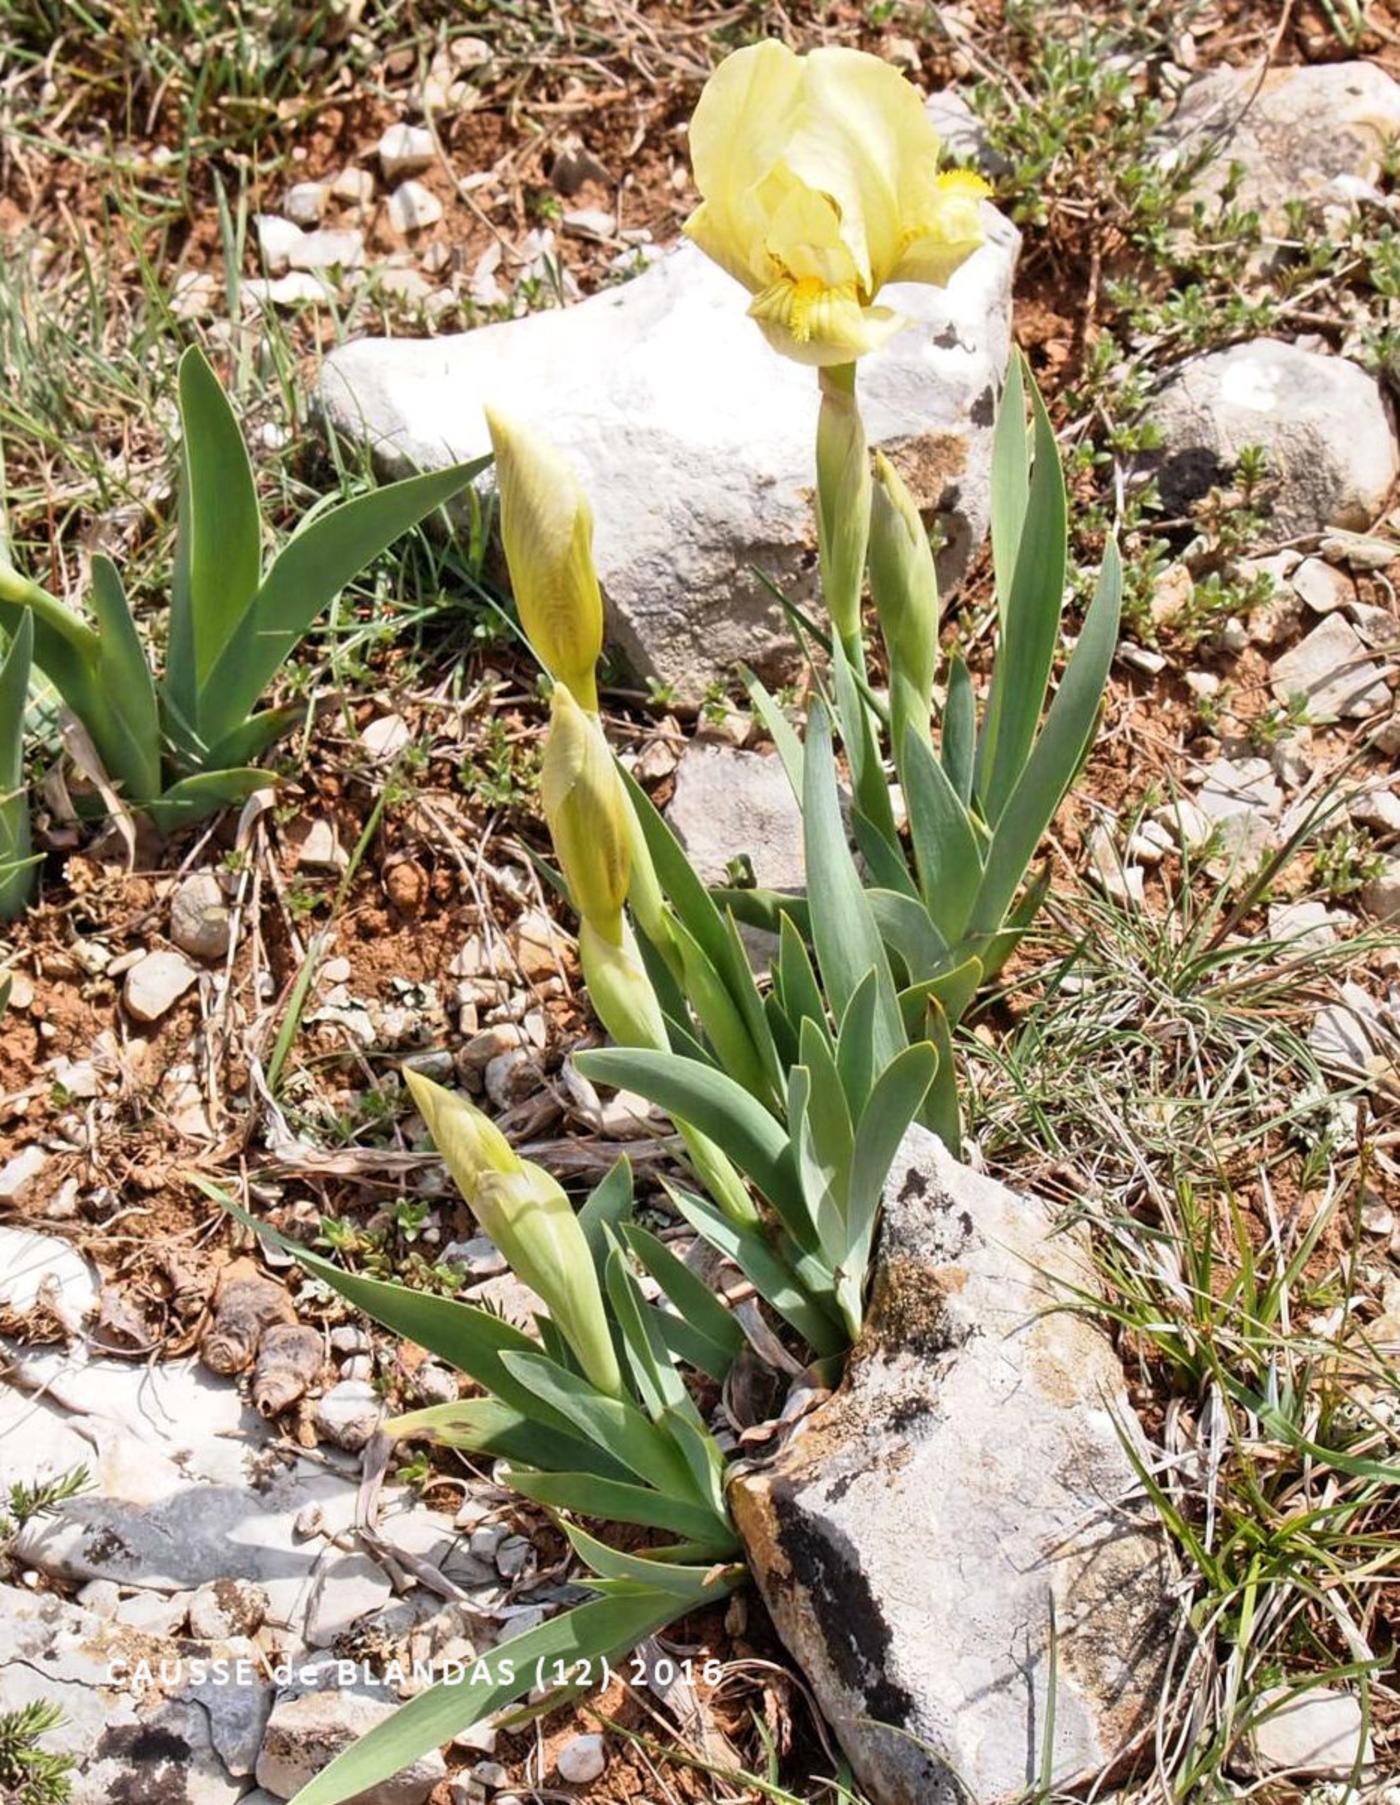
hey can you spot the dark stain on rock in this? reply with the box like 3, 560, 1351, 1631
772, 1485, 917, 1731
971, 383, 996, 427
96, 1723, 193, 1804
896, 1166, 928, 1203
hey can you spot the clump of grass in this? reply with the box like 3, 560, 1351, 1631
968, 857, 1400, 1790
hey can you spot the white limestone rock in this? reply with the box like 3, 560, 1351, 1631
1162, 61, 1400, 230
319, 199, 1018, 696
1140, 340, 1399, 540
0, 1227, 98, 1333
731, 1128, 1171, 1805
1271, 613, 1392, 720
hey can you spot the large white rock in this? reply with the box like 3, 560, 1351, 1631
732, 1128, 1171, 1805
256, 1686, 446, 1803
2, 1346, 353, 1631
667, 742, 804, 891
319, 203, 1017, 696
0, 1582, 261, 1805
1162, 61, 1400, 228
1141, 339, 1399, 540
0, 1226, 98, 1333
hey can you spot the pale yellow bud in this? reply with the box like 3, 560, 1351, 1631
485, 409, 603, 710
541, 685, 630, 942
404, 1071, 623, 1398
869, 450, 939, 747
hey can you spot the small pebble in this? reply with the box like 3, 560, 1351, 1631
556, 1733, 607, 1784
284, 180, 329, 226
388, 180, 444, 234
379, 122, 435, 182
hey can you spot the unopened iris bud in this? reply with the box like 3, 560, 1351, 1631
869, 451, 939, 747
485, 409, 604, 711
541, 685, 630, 942
404, 1071, 623, 1398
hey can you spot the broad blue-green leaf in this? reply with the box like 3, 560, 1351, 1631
498, 1350, 698, 1499
622, 1223, 744, 1368
990, 352, 1029, 617
169, 345, 261, 725
0, 613, 35, 920
504, 1468, 735, 1544
577, 1155, 634, 1272
802, 703, 903, 1071
738, 664, 804, 796
978, 865, 1051, 982
775, 912, 829, 1046
868, 888, 947, 984
901, 720, 982, 946
974, 539, 1122, 933
711, 887, 809, 941
831, 630, 899, 861
919, 1001, 961, 1152
202, 457, 487, 742
200, 703, 304, 775
603, 1240, 694, 1424
287, 1587, 710, 1805
199, 1183, 580, 1437
978, 370, 1068, 822
844, 1040, 938, 1275
576, 1046, 805, 1235
560, 1521, 740, 1592
896, 953, 982, 1041
88, 556, 161, 803
833, 969, 881, 1121
667, 1184, 844, 1357
942, 652, 976, 808
386, 1396, 632, 1484
619, 763, 767, 1049
143, 767, 266, 836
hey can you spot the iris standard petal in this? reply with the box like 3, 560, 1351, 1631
889, 169, 992, 286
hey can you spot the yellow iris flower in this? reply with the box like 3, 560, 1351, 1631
684, 41, 990, 366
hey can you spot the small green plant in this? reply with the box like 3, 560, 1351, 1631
0, 1702, 75, 1805
0, 1465, 90, 1544
0, 348, 483, 836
